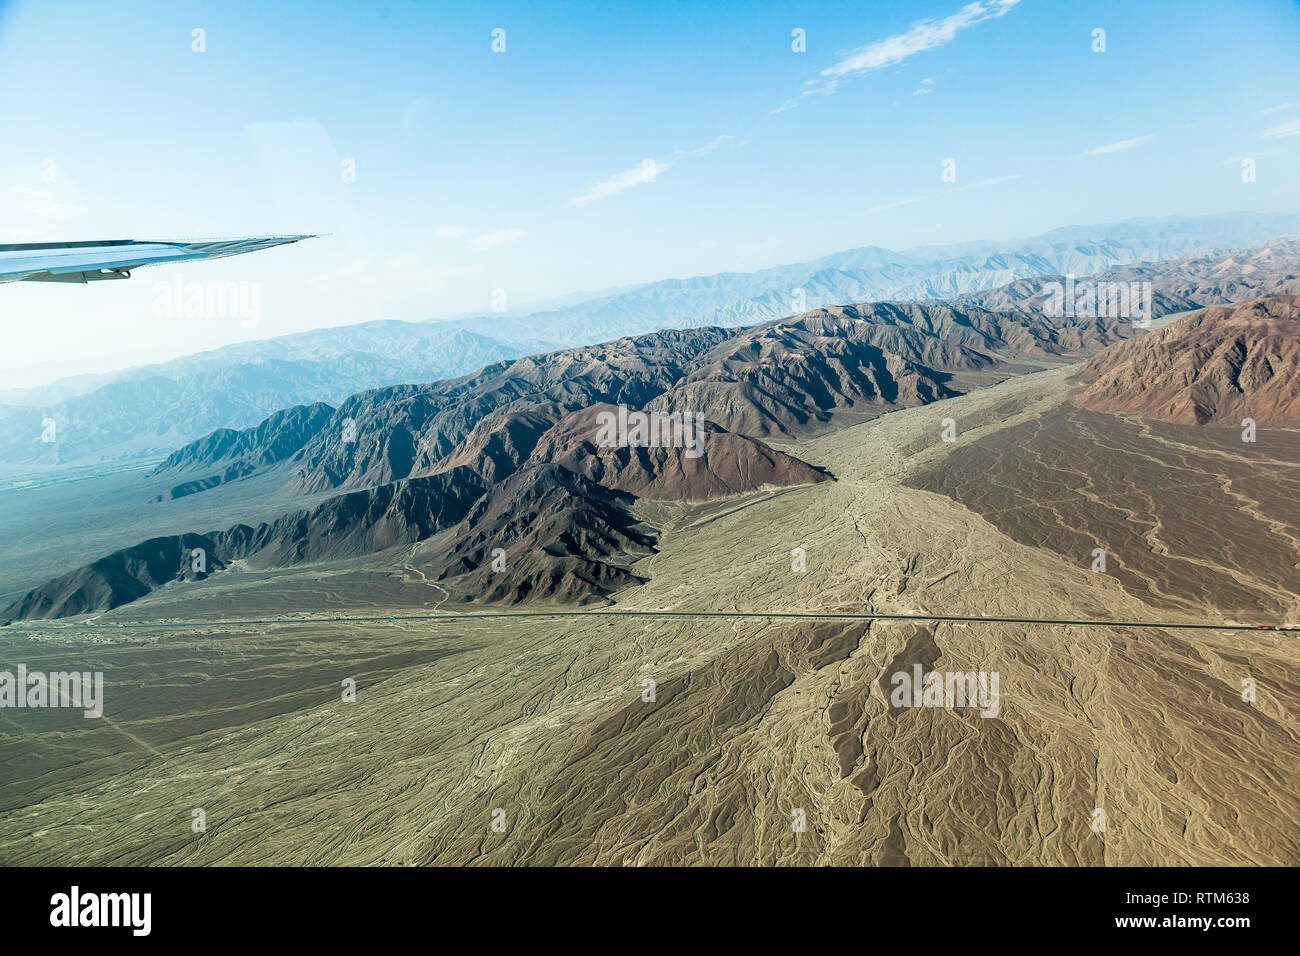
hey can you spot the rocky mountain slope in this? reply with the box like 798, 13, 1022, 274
150, 402, 335, 499
162, 299, 1126, 499
4, 468, 488, 619
1075, 295, 1300, 425
4, 289, 1137, 620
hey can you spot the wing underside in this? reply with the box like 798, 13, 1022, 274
0, 236, 314, 284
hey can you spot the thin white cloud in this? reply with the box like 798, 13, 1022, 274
1263, 118, 1300, 138
472, 228, 527, 250
695, 135, 735, 154
1083, 135, 1153, 156
913, 87, 933, 96
571, 159, 672, 205
571, 134, 739, 204
950, 173, 1022, 192
802, 79, 840, 96
868, 195, 930, 213
435, 225, 465, 239
868, 171, 1020, 212
796, 0, 1018, 104
1259, 103, 1296, 114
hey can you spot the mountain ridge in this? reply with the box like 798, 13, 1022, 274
1075, 295, 1300, 425
3, 293, 1135, 620
6, 212, 1297, 470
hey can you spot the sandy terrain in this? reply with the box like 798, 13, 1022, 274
1, 361, 1297, 865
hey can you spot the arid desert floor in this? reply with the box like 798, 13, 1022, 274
2, 360, 1297, 865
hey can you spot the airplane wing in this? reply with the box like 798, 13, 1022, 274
0, 236, 315, 284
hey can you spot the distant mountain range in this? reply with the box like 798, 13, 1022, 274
0, 325, 530, 468
10, 225, 1300, 621
4, 211, 1299, 469
5, 296, 1136, 619
475, 212, 1300, 342
952, 237, 1300, 315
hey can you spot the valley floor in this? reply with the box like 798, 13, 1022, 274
2, 362, 1297, 865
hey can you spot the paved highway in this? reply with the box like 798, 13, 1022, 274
5, 608, 1295, 632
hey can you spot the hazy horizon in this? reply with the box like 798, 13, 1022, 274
4, 209, 1299, 394
2, 0, 1298, 386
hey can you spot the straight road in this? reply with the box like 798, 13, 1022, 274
5, 608, 1294, 632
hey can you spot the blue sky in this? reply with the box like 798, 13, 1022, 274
1, 0, 1298, 386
